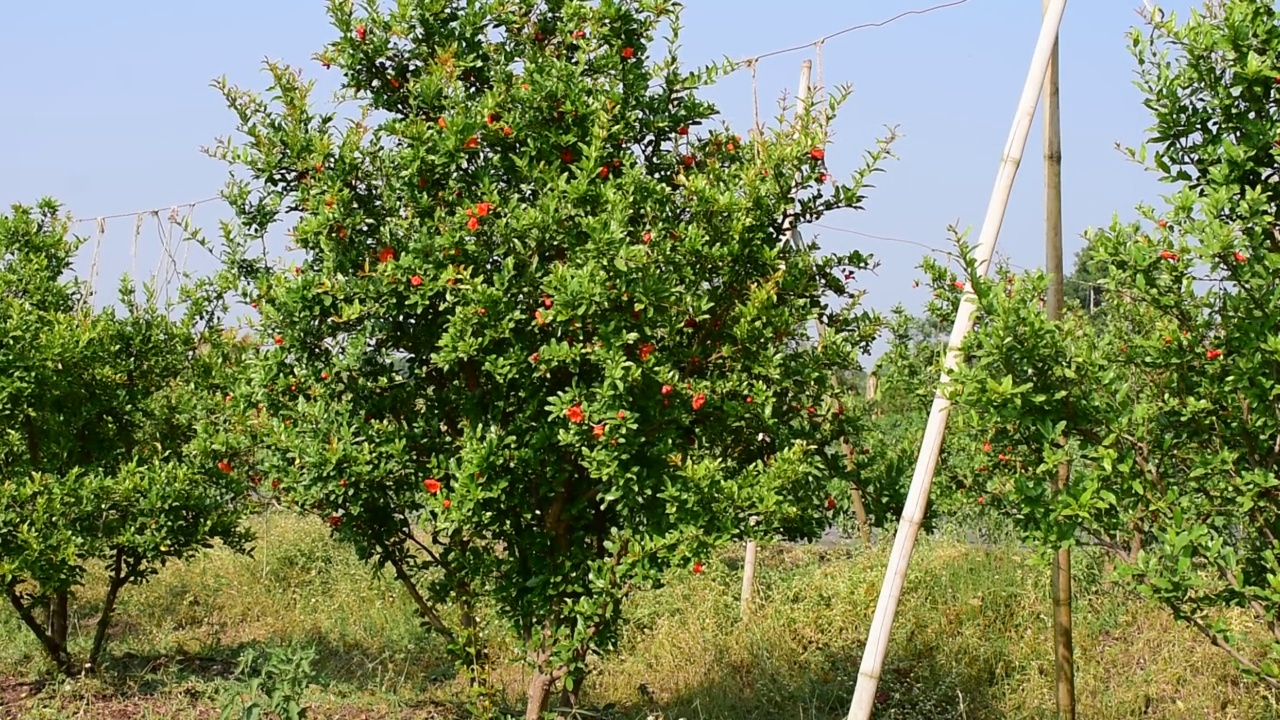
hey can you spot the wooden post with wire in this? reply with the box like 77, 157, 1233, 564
1041, 0, 1076, 715
844, 1, 1070, 716
742, 58, 814, 619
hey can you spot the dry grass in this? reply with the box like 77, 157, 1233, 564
1, 511, 1277, 719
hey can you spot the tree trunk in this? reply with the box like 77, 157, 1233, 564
556, 683, 581, 717
88, 554, 128, 672
525, 670, 555, 720
50, 591, 70, 670
6, 587, 72, 676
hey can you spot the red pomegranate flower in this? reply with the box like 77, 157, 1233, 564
424, 477, 441, 494
329, 515, 343, 528
529, 352, 540, 364
692, 562, 704, 575
826, 497, 837, 511
475, 201, 493, 217
464, 135, 479, 149
566, 404, 585, 424
442, 499, 452, 508
681, 155, 694, 167
217, 460, 232, 474
410, 275, 423, 287
467, 216, 480, 231
810, 147, 825, 160
639, 342, 655, 361
1207, 348, 1223, 360
543, 295, 553, 308
561, 150, 574, 163
953, 280, 965, 290
692, 393, 707, 411
1234, 251, 1247, 263
379, 247, 396, 263
677, 126, 689, 136
983, 441, 991, 452
592, 423, 606, 439
621, 47, 635, 58
1160, 250, 1178, 260
617, 410, 626, 419
661, 384, 673, 396
599, 166, 609, 178
437, 117, 447, 129
355, 24, 366, 41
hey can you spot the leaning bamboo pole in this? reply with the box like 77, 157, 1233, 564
742, 59, 815, 619
844, 1, 1071, 717
1041, 0, 1076, 714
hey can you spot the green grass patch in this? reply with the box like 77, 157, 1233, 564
2, 511, 1276, 719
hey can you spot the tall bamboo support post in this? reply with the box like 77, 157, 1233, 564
742, 59, 815, 619
845, 1, 1071, 716
1041, 0, 1076, 715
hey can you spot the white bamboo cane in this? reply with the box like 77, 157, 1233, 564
845, 1, 1070, 716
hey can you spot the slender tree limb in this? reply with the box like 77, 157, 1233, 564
1182, 614, 1280, 691
376, 540, 456, 645
6, 585, 70, 675
88, 549, 128, 672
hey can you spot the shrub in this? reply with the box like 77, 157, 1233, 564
950, 0, 1280, 688
206, 1, 894, 715
0, 199, 251, 676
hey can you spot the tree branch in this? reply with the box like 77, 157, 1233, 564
376, 540, 456, 645
1181, 613, 1280, 691
5, 584, 70, 675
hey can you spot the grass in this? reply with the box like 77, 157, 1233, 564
1, 511, 1277, 719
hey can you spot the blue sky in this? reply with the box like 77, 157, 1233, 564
0, 0, 1195, 353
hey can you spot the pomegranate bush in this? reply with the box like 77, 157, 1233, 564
843, 256, 998, 536
0, 200, 251, 676
206, 0, 893, 715
951, 0, 1280, 687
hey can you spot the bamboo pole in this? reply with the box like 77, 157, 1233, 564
1042, 0, 1076, 715
743, 59, 815, 619
844, 2, 1070, 716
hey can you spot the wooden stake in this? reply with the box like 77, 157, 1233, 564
743, 59, 814, 619
1042, 0, 1076, 715
844, 2, 1070, 717
740, 539, 758, 617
